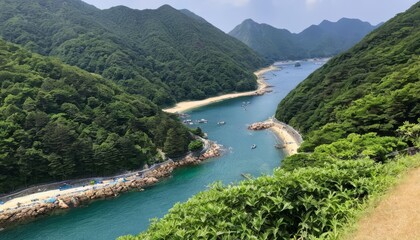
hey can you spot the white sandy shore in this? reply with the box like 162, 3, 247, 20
163, 65, 278, 113
267, 119, 303, 156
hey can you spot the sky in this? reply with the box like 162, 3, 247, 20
81, 0, 418, 33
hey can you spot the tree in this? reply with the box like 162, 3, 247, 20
164, 128, 189, 158
188, 140, 204, 152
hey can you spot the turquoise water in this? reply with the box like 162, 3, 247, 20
0, 61, 323, 240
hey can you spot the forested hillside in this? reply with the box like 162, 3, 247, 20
276, 2, 420, 151
229, 18, 377, 61
0, 39, 192, 193
0, 0, 266, 106
122, 3, 420, 239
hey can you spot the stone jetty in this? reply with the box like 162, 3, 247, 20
248, 122, 274, 130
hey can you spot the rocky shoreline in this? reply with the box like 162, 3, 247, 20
0, 142, 222, 229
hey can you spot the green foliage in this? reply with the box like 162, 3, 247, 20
190, 127, 204, 138
0, 40, 191, 193
229, 18, 377, 61
314, 133, 406, 162
188, 140, 204, 152
0, 0, 266, 106
276, 2, 420, 151
163, 128, 190, 158
282, 133, 406, 170
397, 119, 420, 147
120, 155, 420, 240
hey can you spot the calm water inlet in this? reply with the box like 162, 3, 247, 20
0, 61, 323, 240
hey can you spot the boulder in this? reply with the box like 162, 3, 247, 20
58, 199, 69, 209
70, 197, 79, 207
145, 177, 158, 185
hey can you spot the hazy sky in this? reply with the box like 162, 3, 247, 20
82, 0, 418, 33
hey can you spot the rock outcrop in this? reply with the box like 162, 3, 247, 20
248, 122, 274, 130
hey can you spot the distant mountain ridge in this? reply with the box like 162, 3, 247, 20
229, 18, 378, 61
0, 0, 266, 106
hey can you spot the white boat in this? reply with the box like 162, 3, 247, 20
217, 121, 226, 125
251, 144, 257, 149
197, 119, 208, 123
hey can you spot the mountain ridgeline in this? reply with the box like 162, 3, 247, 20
0, 39, 192, 193
0, 0, 266, 106
122, 3, 420, 239
276, 3, 420, 151
229, 18, 378, 61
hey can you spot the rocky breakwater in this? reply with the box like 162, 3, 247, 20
248, 122, 274, 130
0, 142, 222, 228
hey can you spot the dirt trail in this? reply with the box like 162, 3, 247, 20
349, 167, 420, 240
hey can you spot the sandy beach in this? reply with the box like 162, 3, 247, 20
248, 119, 303, 156
163, 65, 278, 113
268, 120, 302, 156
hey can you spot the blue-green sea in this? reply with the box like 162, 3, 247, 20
0, 60, 323, 240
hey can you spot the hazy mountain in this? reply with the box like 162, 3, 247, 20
229, 18, 378, 61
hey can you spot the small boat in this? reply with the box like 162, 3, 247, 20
251, 144, 257, 149
197, 119, 208, 123
294, 62, 301, 67
217, 121, 226, 125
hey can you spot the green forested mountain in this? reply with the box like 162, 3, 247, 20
122, 3, 420, 239
276, 2, 420, 151
0, 39, 192, 193
0, 0, 266, 106
229, 18, 377, 61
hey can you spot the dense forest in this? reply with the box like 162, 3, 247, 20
229, 18, 377, 62
122, 3, 420, 239
0, 39, 192, 193
0, 0, 266, 106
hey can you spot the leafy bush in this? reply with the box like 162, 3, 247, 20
188, 140, 204, 152
397, 119, 420, 147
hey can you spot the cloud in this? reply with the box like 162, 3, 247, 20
210, 0, 251, 7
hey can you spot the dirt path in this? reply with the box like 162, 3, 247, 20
349, 167, 420, 240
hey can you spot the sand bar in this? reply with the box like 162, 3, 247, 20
163, 65, 278, 113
